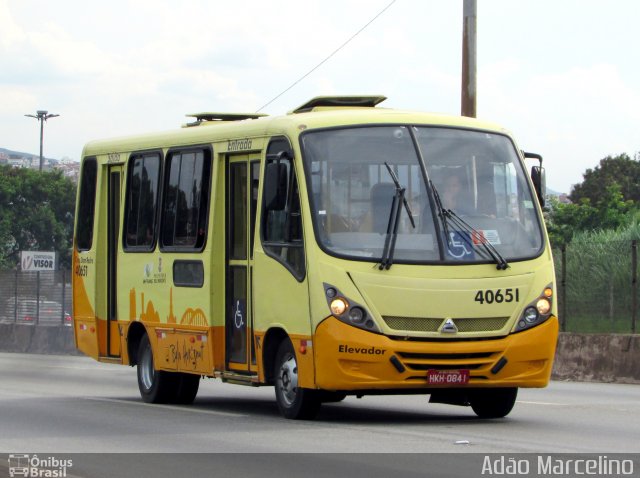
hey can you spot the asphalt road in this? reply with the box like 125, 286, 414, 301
0, 353, 638, 477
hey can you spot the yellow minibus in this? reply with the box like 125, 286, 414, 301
73, 96, 557, 419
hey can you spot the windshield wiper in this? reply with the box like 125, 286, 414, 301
430, 180, 508, 270
379, 162, 416, 270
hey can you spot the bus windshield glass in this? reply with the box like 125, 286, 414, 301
301, 125, 543, 265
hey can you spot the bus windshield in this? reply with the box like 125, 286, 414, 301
301, 125, 543, 265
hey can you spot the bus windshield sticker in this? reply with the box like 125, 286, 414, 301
472, 230, 501, 246
446, 231, 474, 260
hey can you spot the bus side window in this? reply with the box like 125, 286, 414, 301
161, 148, 212, 251
124, 152, 161, 250
76, 157, 97, 251
261, 140, 305, 281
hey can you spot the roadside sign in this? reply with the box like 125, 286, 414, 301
20, 251, 56, 271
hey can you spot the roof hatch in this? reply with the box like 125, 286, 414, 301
184, 112, 267, 127
290, 95, 387, 114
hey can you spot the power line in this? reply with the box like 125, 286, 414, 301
256, 0, 397, 113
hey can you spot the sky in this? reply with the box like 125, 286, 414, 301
1, 0, 638, 193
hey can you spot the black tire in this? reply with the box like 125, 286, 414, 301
174, 372, 200, 404
136, 334, 177, 404
469, 387, 518, 419
318, 391, 347, 403
274, 339, 321, 419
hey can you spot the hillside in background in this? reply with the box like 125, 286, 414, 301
548, 187, 567, 197
1, 146, 79, 181
0, 146, 57, 162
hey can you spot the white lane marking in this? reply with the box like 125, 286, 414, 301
83, 396, 246, 418
0, 389, 49, 398
32, 364, 127, 371
517, 400, 571, 406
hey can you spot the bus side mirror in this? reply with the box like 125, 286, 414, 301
264, 161, 288, 211
523, 151, 545, 207
531, 165, 546, 207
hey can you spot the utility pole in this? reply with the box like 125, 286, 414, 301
461, 0, 477, 118
25, 110, 60, 171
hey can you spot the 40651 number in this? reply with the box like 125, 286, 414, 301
474, 288, 519, 304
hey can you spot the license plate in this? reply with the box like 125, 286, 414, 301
427, 369, 470, 385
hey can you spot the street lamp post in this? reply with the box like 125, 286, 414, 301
25, 110, 60, 171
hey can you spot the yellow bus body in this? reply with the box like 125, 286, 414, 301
73, 97, 558, 418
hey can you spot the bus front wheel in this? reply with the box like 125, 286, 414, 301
274, 340, 321, 420
469, 387, 518, 418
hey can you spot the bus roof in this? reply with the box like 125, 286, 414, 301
81, 96, 510, 157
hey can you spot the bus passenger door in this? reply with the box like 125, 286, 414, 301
106, 165, 122, 358
225, 155, 260, 372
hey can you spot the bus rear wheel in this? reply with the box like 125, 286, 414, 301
136, 334, 176, 404
469, 387, 518, 418
274, 340, 321, 420
174, 373, 200, 404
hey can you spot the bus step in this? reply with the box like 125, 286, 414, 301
217, 371, 260, 387
98, 355, 122, 364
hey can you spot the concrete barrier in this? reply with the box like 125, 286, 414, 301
552, 333, 640, 384
0, 324, 638, 383
0, 323, 79, 355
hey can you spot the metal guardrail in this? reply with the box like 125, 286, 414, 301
0, 270, 72, 326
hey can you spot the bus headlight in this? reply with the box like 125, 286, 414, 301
348, 306, 366, 324
523, 307, 538, 324
514, 284, 554, 333
330, 298, 348, 316
536, 298, 551, 315
323, 283, 380, 333
325, 287, 338, 299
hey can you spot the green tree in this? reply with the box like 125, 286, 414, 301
0, 166, 76, 269
546, 197, 596, 247
569, 152, 640, 204
546, 183, 635, 247
595, 183, 635, 229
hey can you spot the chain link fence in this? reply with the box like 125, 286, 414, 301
1, 247, 638, 333
554, 240, 638, 334
0, 270, 72, 326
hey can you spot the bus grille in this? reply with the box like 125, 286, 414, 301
382, 316, 442, 332
453, 317, 510, 332
396, 351, 498, 371
382, 316, 510, 333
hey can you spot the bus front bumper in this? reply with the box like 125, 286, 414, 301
314, 316, 558, 391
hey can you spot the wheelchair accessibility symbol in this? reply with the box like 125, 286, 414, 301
447, 231, 474, 260
234, 300, 244, 329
